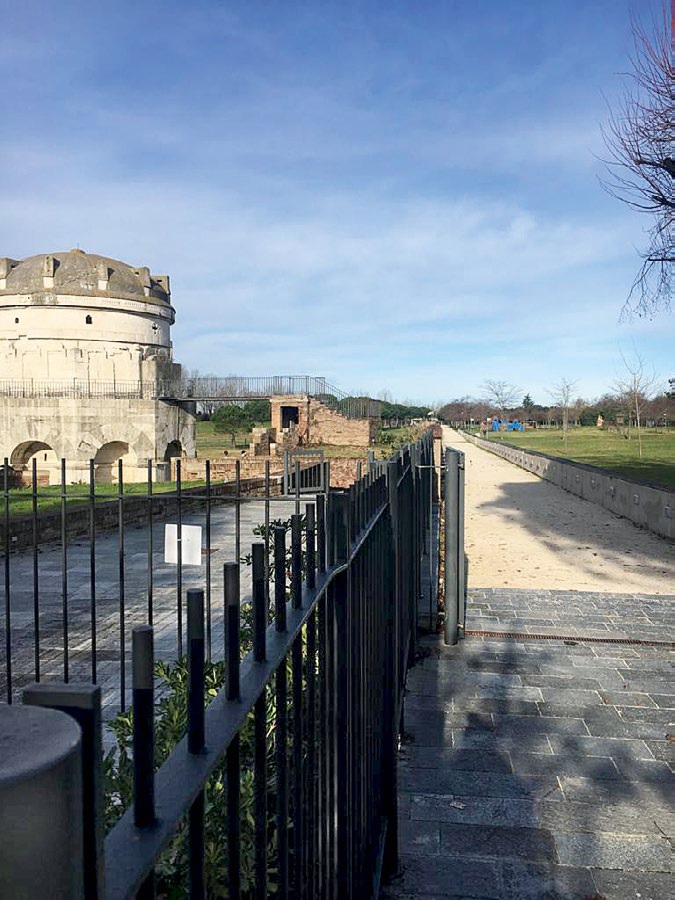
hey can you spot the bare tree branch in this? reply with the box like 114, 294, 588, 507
600, 6, 674, 318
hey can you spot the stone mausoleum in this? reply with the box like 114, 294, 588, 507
0, 249, 195, 483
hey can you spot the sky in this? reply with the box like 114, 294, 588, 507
1, 0, 672, 406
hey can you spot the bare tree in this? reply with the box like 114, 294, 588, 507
601, 7, 674, 318
548, 378, 578, 450
613, 350, 659, 458
481, 380, 520, 433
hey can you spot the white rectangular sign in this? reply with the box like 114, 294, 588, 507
164, 524, 202, 566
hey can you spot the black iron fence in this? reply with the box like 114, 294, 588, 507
1, 456, 315, 708
1, 430, 436, 898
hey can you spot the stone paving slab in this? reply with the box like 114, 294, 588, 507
382, 589, 674, 899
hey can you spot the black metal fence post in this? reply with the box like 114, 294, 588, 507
133, 625, 156, 900
187, 588, 206, 899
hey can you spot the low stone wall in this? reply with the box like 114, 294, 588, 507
1, 476, 281, 553
173, 457, 284, 482
462, 433, 673, 541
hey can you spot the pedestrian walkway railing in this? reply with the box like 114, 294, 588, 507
2, 431, 436, 899
0, 375, 382, 419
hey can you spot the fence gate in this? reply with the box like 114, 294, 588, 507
282, 449, 326, 494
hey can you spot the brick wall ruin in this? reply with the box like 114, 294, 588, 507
269, 395, 377, 447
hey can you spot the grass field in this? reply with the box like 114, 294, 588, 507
475, 427, 675, 488
5, 480, 193, 517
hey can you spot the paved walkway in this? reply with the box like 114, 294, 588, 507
383, 433, 674, 899
443, 428, 674, 595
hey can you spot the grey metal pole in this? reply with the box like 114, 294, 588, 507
444, 448, 459, 645
0, 704, 84, 898
457, 450, 466, 636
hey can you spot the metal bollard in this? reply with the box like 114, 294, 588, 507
444, 448, 465, 645
0, 704, 84, 898
444, 449, 459, 645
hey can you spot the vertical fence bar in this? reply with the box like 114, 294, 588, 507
187, 588, 206, 900
253, 545, 268, 900
118, 459, 126, 710
306, 610, 317, 896
4, 458, 11, 702
291, 514, 302, 610
274, 526, 287, 632
273, 540, 289, 898
264, 460, 270, 603
276, 650, 289, 899
205, 460, 212, 662
133, 624, 156, 900
316, 493, 326, 575
224, 563, 241, 900
383, 460, 400, 877
291, 631, 304, 896
147, 459, 154, 627
294, 459, 301, 515
32, 458, 40, 682
60, 458, 69, 682
306, 503, 316, 590
176, 459, 183, 658
235, 460, 241, 566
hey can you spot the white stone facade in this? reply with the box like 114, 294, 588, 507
0, 250, 195, 483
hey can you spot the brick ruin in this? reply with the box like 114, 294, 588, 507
269, 395, 378, 447
176, 394, 380, 487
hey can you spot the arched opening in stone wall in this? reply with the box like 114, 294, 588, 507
10, 441, 59, 485
94, 441, 135, 484
164, 440, 182, 461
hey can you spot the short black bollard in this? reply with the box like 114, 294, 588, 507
252, 544, 267, 662
273, 526, 287, 632
224, 564, 240, 701
187, 588, 206, 754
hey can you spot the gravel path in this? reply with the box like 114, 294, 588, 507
443, 427, 675, 595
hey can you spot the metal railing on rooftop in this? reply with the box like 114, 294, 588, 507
0, 375, 381, 418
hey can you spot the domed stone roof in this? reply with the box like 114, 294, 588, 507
0, 250, 171, 305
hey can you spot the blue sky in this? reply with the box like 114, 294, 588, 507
1, 0, 672, 405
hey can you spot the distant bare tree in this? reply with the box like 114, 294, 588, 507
548, 378, 578, 450
613, 350, 659, 457
481, 380, 520, 431
601, 7, 674, 318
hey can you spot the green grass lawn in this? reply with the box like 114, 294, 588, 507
4, 480, 201, 517
476, 427, 675, 488
195, 421, 255, 457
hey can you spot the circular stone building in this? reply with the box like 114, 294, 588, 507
0, 250, 195, 483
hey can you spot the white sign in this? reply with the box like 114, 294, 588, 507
164, 524, 202, 566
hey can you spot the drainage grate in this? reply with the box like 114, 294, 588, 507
464, 629, 674, 649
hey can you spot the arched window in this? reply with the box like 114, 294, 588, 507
85, 315, 92, 324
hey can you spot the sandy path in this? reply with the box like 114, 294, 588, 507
443, 427, 675, 594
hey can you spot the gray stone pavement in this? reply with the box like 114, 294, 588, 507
0, 495, 307, 726
382, 589, 674, 900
